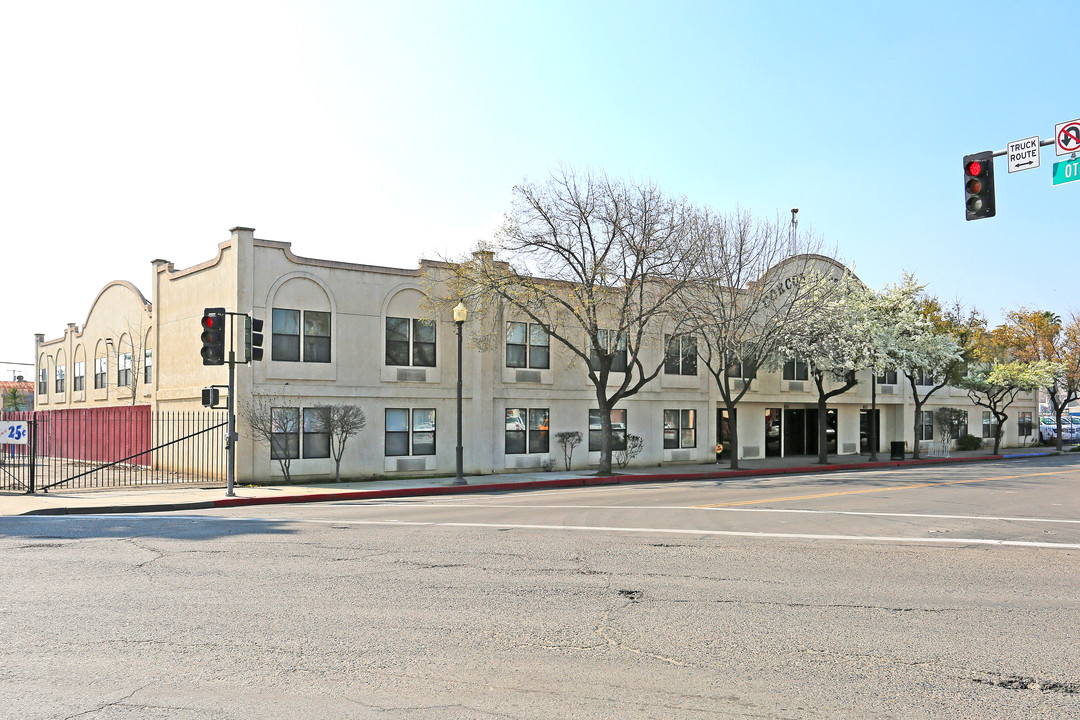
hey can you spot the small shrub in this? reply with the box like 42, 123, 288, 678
615, 434, 644, 469
955, 434, 983, 451
555, 431, 583, 471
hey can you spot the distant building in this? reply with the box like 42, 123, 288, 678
1, 379, 34, 411
32, 227, 1040, 483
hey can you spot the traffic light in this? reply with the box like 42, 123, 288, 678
200, 307, 226, 365
247, 316, 264, 362
964, 151, 996, 221
201, 387, 220, 407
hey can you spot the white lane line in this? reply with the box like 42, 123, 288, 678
350, 503, 1080, 525
299, 518, 1080, 549
51, 515, 1080, 549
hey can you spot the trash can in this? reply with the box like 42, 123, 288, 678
890, 441, 905, 461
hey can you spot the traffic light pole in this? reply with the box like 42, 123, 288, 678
226, 348, 236, 497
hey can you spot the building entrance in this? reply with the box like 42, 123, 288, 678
716, 408, 735, 460
859, 409, 880, 455
782, 408, 837, 456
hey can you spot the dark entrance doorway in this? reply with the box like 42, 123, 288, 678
765, 408, 783, 457
716, 408, 735, 460
859, 409, 880, 455
783, 408, 837, 456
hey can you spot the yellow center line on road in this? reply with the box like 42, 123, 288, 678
695, 470, 1070, 508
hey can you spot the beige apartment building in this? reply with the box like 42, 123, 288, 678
32, 227, 1040, 483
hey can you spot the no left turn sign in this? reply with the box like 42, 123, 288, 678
1056, 119, 1080, 156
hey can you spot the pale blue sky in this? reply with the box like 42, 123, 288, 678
1, 0, 1076, 371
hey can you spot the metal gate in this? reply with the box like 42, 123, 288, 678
0, 407, 227, 493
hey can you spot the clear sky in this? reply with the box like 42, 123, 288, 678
1, 0, 1076, 376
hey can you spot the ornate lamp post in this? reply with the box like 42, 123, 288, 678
452, 301, 468, 485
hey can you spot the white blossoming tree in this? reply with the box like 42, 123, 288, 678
960, 360, 1059, 454
779, 271, 877, 464
870, 276, 963, 459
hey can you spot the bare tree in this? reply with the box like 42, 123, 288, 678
436, 168, 698, 475
107, 312, 153, 405
679, 206, 838, 469
326, 404, 366, 481
240, 397, 299, 482
555, 430, 582, 471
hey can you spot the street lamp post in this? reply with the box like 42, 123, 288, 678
453, 302, 468, 485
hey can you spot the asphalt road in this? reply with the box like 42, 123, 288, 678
2, 456, 1078, 719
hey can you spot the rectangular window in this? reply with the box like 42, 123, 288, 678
272, 308, 301, 362
385, 317, 436, 367
505, 322, 550, 369
590, 330, 627, 372
589, 408, 627, 452
94, 356, 107, 389
876, 370, 897, 384
981, 411, 999, 439
664, 334, 697, 376
505, 408, 550, 454
117, 352, 132, 387
1018, 411, 1033, 438
303, 407, 331, 458
55, 365, 65, 394
783, 356, 809, 381
663, 409, 697, 449
725, 361, 756, 380
38, 367, 47, 396
385, 408, 436, 456
915, 370, 935, 386
144, 349, 152, 384
304, 311, 331, 363
73, 361, 85, 392
955, 411, 969, 438
271, 407, 300, 460
916, 410, 934, 441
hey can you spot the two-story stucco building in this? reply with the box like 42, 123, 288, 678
33, 227, 1040, 483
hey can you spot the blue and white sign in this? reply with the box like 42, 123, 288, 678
0, 421, 29, 444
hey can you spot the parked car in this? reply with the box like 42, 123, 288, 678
1063, 419, 1080, 443
1039, 416, 1059, 443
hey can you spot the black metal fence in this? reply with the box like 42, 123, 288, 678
0, 407, 228, 492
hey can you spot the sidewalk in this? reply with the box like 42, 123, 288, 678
0, 448, 1060, 517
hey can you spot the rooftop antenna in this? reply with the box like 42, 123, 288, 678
789, 208, 799, 255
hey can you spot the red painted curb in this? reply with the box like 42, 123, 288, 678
210, 454, 1012, 509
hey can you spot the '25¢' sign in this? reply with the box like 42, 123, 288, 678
0, 421, 29, 445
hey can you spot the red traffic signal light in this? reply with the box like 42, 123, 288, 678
964, 151, 996, 221
200, 307, 226, 366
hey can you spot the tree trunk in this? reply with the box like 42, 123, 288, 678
596, 401, 613, 476
726, 403, 739, 470
911, 397, 924, 461
817, 391, 829, 465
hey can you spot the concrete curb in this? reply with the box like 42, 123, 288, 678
18, 451, 1050, 516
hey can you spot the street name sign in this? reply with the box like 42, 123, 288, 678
1055, 119, 1080, 156
1052, 157, 1080, 186
1007, 136, 1040, 172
